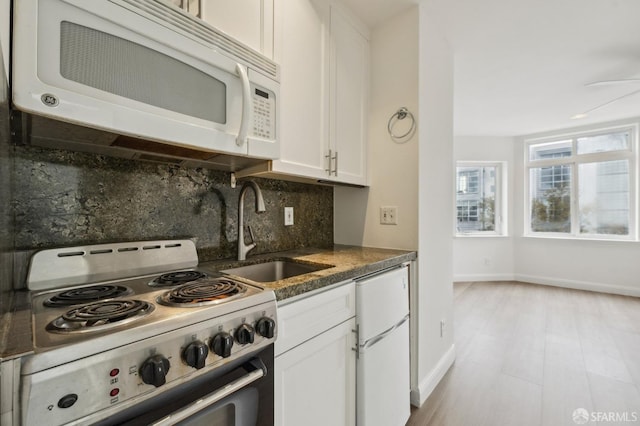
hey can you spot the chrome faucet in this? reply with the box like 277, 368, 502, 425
237, 181, 266, 261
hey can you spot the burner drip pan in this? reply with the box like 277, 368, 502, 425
44, 285, 133, 307
159, 278, 247, 307
47, 300, 155, 334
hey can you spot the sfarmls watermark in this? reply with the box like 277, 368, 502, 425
573, 408, 639, 424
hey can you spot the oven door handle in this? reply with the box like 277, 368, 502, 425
151, 358, 267, 426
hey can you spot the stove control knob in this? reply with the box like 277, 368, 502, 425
140, 355, 170, 387
256, 317, 276, 339
58, 393, 78, 409
182, 341, 209, 369
211, 332, 234, 358
235, 324, 255, 345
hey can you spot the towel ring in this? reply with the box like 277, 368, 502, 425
387, 107, 416, 143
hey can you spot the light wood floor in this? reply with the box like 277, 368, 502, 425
407, 281, 640, 426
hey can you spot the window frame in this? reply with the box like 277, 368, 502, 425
524, 124, 638, 241
455, 161, 507, 237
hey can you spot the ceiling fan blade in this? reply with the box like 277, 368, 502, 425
586, 79, 640, 87
576, 88, 640, 117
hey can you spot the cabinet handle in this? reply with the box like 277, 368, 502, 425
324, 150, 338, 176
235, 63, 251, 147
360, 315, 409, 349
325, 149, 333, 175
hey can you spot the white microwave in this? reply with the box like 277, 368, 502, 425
12, 0, 280, 160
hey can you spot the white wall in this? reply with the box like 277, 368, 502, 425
453, 136, 515, 281
414, 0, 455, 406
513, 118, 640, 297
334, 3, 455, 407
454, 118, 640, 297
333, 7, 419, 250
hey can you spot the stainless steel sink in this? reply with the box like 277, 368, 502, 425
221, 260, 332, 282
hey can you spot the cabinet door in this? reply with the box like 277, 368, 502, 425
329, 5, 369, 186
275, 318, 356, 426
200, 0, 274, 58
271, 0, 331, 180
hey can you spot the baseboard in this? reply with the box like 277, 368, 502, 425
410, 344, 456, 407
452, 273, 515, 282
514, 274, 640, 297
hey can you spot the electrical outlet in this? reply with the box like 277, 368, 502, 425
440, 319, 446, 337
380, 206, 398, 225
284, 207, 294, 226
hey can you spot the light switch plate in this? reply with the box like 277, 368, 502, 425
380, 206, 398, 225
284, 207, 294, 226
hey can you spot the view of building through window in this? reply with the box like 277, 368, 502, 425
456, 165, 498, 233
527, 129, 633, 237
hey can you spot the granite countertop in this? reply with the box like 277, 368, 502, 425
0, 245, 416, 360
200, 245, 417, 301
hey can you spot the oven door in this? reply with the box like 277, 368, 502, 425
95, 346, 274, 426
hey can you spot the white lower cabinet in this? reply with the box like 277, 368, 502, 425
275, 281, 356, 426
275, 318, 356, 426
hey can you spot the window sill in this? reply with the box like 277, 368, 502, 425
521, 234, 638, 243
455, 233, 509, 239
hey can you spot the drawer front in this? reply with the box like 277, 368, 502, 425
276, 281, 355, 356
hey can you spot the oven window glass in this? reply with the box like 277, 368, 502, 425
177, 387, 257, 426
180, 403, 234, 426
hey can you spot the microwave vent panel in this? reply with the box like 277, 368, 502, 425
112, 0, 279, 81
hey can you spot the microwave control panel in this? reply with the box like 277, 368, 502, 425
251, 86, 276, 140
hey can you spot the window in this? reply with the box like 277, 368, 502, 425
457, 170, 479, 194
457, 200, 479, 222
456, 162, 505, 235
526, 126, 636, 239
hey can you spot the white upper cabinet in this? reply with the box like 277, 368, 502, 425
329, 5, 369, 185
271, 0, 330, 179
267, 0, 369, 186
174, 0, 369, 183
175, 0, 275, 59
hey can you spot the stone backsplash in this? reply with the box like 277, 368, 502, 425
1, 43, 13, 312
13, 146, 333, 263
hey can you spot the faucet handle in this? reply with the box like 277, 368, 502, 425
246, 225, 256, 245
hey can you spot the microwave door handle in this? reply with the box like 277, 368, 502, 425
236, 63, 251, 147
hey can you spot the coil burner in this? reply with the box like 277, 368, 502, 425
159, 278, 247, 307
46, 300, 155, 334
149, 270, 207, 287
44, 285, 133, 307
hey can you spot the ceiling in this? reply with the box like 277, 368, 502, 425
343, 0, 640, 137
339, 0, 416, 30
